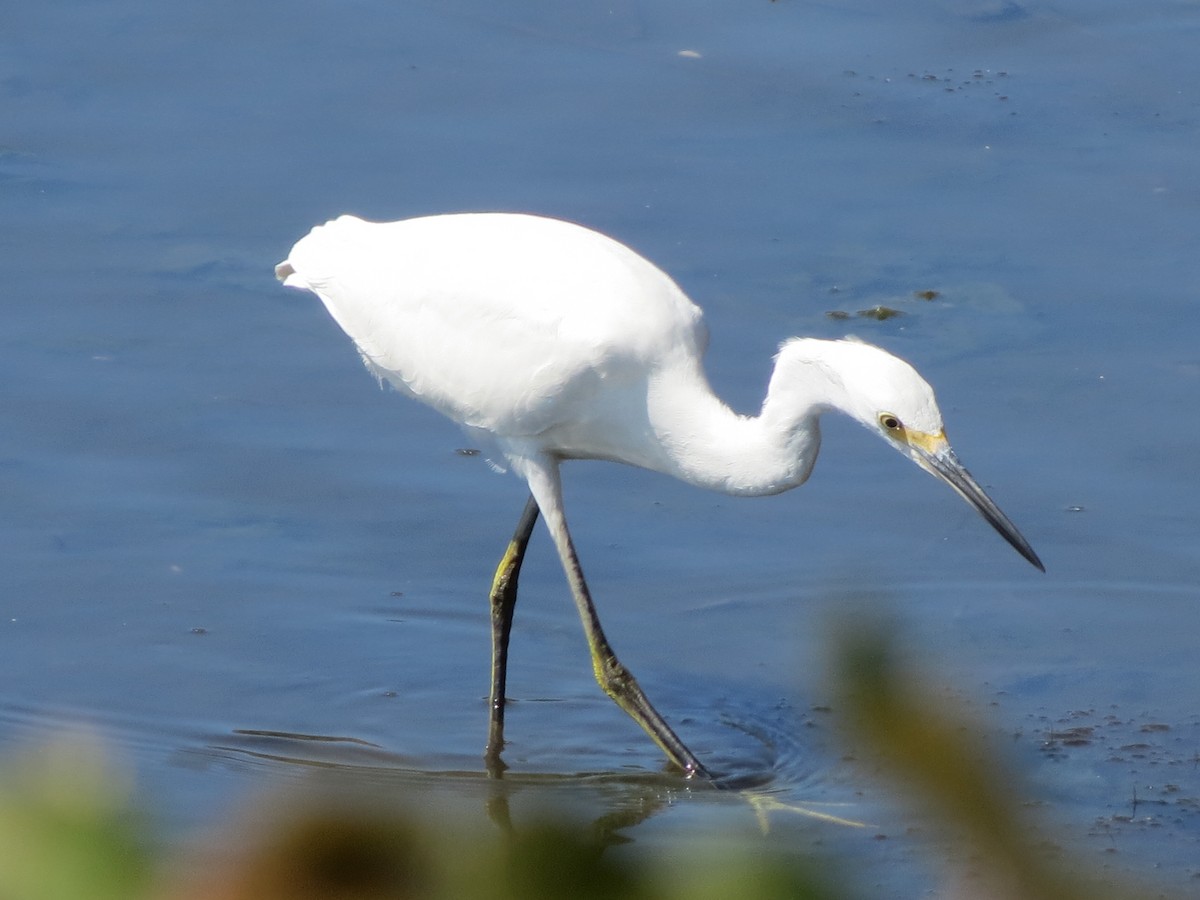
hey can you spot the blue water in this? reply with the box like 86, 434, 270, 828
3, 0, 1199, 893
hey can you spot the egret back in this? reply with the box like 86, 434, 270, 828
279, 214, 709, 443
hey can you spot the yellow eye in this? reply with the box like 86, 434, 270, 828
879, 413, 903, 433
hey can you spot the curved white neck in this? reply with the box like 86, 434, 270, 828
644, 355, 833, 497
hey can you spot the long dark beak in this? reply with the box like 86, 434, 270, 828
910, 437, 1045, 572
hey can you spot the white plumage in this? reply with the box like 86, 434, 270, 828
278, 212, 1041, 778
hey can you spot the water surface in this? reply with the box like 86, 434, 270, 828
3, 0, 1199, 893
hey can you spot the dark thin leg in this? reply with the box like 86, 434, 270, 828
562, 530, 710, 779
521, 461, 710, 779
484, 494, 540, 772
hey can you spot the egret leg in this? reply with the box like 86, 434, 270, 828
485, 494, 540, 769
519, 457, 710, 780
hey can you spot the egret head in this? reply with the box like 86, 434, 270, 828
779, 338, 1044, 571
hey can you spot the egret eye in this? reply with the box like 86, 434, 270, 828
879, 413, 903, 432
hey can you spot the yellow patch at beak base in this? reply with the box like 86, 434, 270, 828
904, 429, 947, 455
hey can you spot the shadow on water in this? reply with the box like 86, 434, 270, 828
189, 690, 863, 832
207, 728, 703, 844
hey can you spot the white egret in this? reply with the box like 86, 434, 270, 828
276, 213, 1043, 779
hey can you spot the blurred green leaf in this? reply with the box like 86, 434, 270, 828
834, 622, 1151, 900
0, 737, 150, 900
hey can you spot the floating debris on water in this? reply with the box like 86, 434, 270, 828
857, 305, 904, 321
